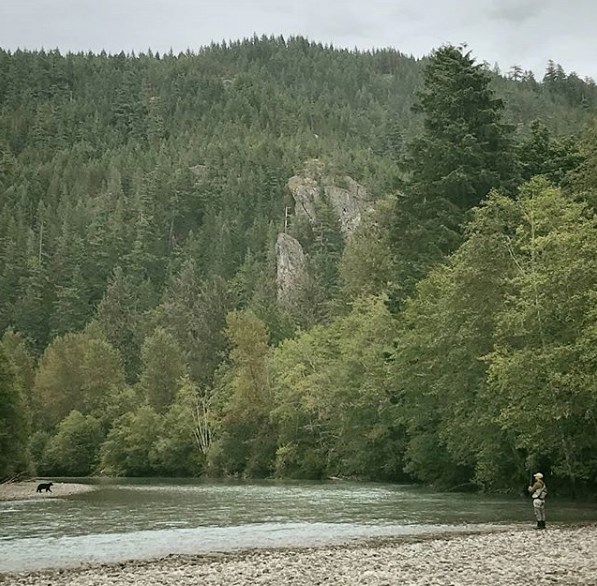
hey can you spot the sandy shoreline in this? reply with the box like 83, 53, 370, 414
0, 481, 96, 501
2, 524, 596, 585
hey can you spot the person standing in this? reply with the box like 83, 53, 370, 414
528, 472, 547, 529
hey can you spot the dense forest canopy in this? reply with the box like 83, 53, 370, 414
1, 36, 597, 494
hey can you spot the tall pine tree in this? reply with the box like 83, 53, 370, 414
391, 45, 519, 303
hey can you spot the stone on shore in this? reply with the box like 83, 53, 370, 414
2, 525, 596, 586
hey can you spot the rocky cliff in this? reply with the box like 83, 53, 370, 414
275, 232, 309, 306
285, 159, 370, 240
276, 161, 371, 307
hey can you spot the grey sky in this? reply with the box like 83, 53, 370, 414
2, 0, 596, 80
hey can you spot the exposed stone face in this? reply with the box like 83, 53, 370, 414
275, 233, 308, 306
323, 176, 369, 239
278, 161, 371, 305
286, 175, 320, 226
286, 164, 370, 240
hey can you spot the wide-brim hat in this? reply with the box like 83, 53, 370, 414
534, 472, 544, 479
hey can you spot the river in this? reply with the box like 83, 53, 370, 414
1, 478, 596, 573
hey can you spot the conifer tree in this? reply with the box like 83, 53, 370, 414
518, 119, 582, 186
96, 266, 141, 382
12, 228, 51, 351
0, 345, 32, 479
392, 45, 519, 301
138, 327, 186, 412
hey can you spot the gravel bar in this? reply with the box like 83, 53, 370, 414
2, 524, 596, 586
0, 481, 96, 501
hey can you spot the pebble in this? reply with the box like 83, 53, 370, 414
1, 525, 596, 586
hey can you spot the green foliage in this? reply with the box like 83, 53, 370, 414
340, 196, 397, 299
32, 330, 125, 428
570, 118, 597, 204
1, 40, 596, 490
407, 46, 518, 206
304, 199, 345, 321
0, 39, 592, 360
95, 267, 145, 383
392, 45, 519, 303
138, 327, 186, 412
542, 60, 597, 109
391, 178, 597, 490
99, 377, 208, 477
390, 205, 516, 488
150, 379, 208, 476
156, 264, 238, 387
40, 410, 103, 476
271, 297, 405, 480
1, 329, 35, 409
12, 230, 52, 352
518, 119, 583, 186
29, 430, 50, 468
486, 179, 597, 485
0, 345, 32, 479
99, 405, 162, 476
207, 310, 275, 477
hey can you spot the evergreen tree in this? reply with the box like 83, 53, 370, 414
340, 196, 397, 299
518, 119, 583, 186
12, 228, 52, 352
51, 265, 90, 337
0, 345, 32, 479
392, 45, 519, 302
158, 265, 237, 387
1, 329, 36, 424
137, 327, 186, 412
571, 119, 597, 199
406, 45, 518, 207
0, 41, 596, 488
96, 266, 142, 382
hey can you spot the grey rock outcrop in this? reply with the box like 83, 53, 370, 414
286, 175, 320, 226
276, 160, 371, 307
275, 233, 308, 305
285, 160, 370, 240
324, 176, 369, 239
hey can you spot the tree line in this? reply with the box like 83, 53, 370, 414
1, 37, 597, 494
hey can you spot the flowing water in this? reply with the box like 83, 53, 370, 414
1, 478, 596, 573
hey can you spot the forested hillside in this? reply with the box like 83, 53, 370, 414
1, 36, 597, 494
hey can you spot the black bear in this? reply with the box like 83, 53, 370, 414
36, 482, 53, 493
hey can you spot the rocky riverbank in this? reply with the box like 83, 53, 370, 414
2, 524, 596, 586
0, 480, 96, 501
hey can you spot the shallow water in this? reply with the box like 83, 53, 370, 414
1, 478, 596, 572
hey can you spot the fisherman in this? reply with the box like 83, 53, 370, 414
528, 472, 547, 529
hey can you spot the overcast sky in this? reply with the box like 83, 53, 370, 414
2, 0, 596, 80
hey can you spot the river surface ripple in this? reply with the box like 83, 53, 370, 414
2, 478, 596, 573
